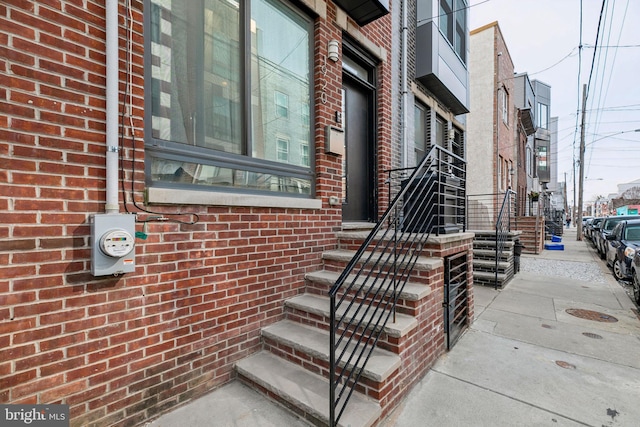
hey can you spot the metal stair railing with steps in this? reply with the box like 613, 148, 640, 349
467, 192, 517, 289
494, 189, 516, 289
328, 146, 465, 426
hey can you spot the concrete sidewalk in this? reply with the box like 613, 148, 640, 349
149, 228, 640, 427
381, 227, 640, 426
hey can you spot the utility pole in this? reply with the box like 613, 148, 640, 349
577, 84, 587, 241
564, 172, 569, 216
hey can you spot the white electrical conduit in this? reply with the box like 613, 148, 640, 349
105, 0, 119, 214
401, 0, 409, 168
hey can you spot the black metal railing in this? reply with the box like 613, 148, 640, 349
444, 251, 469, 349
545, 220, 563, 237
494, 189, 516, 289
328, 146, 465, 426
466, 192, 517, 231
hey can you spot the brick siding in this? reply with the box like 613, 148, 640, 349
0, 1, 393, 426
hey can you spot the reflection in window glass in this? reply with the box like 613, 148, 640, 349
300, 142, 310, 167
251, 0, 310, 165
275, 91, 289, 118
277, 137, 289, 162
147, 0, 313, 196
150, 156, 311, 194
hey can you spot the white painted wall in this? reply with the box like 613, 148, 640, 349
467, 27, 496, 198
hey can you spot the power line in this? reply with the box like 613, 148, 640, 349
585, 0, 607, 96
417, 0, 490, 25
583, 44, 640, 48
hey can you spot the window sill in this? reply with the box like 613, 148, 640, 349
147, 187, 323, 210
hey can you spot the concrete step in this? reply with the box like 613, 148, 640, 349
473, 240, 515, 249
473, 259, 510, 270
236, 351, 381, 427
305, 270, 433, 302
341, 222, 376, 232
262, 320, 401, 383
472, 248, 512, 260
322, 249, 442, 272
473, 270, 508, 282
469, 230, 520, 238
286, 293, 418, 339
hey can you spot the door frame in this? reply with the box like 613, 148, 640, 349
341, 38, 378, 222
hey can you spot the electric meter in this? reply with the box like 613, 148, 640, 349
91, 214, 136, 276
100, 229, 134, 257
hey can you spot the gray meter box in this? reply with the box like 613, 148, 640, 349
91, 213, 136, 276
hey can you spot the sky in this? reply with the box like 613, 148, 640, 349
469, 0, 640, 207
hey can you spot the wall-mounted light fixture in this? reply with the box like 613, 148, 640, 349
328, 40, 339, 62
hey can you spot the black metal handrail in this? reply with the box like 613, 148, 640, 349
328, 146, 465, 426
494, 189, 516, 288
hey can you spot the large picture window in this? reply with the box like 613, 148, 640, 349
145, 0, 313, 196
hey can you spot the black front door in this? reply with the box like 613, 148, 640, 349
342, 75, 374, 222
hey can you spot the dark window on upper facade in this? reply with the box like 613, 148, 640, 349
537, 102, 549, 129
414, 104, 430, 162
145, 0, 313, 196
414, 103, 464, 166
439, 0, 467, 62
501, 88, 509, 125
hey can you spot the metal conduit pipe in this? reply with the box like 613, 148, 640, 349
105, 0, 120, 214
401, 0, 409, 168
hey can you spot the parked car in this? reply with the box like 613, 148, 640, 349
595, 215, 640, 259
629, 252, 640, 304
585, 217, 604, 241
583, 217, 594, 238
582, 216, 593, 227
605, 219, 640, 280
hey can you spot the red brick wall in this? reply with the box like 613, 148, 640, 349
494, 25, 515, 193
0, 1, 393, 426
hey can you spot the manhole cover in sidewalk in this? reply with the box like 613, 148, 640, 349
566, 308, 618, 323
555, 360, 576, 369
582, 332, 603, 339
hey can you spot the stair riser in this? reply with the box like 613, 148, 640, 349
321, 259, 438, 287
285, 307, 409, 357
262, 335, 400, 403
236, 374, 329, 427
304, 282, 434, 319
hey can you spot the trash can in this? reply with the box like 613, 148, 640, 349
513, 239, 525, 273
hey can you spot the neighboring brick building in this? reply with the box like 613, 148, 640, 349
1, 1, 473, 426
467, 21, 515, 207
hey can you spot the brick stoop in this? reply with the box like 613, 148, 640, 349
235, 228, 474, 426
515, 216, 545, 254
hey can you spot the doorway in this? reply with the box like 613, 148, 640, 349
341, 45, 376, 222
